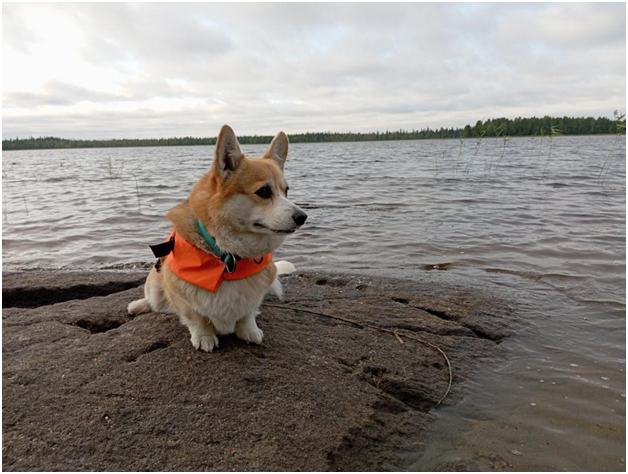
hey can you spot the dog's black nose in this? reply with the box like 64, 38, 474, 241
292, 210, 308, 226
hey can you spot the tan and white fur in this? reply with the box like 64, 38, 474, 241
128, 125, 307, 352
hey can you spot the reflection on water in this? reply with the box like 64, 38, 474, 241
2, 136, 625, 470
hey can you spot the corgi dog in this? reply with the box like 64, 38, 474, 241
127, 125, 307, 352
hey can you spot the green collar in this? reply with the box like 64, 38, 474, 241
197, 218, 237, 273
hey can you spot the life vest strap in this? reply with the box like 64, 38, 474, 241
150, 235, 175, 258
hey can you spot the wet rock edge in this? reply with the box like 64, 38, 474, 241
2, 270, 517, 471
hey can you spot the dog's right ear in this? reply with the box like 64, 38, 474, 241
214, 125, 243, 181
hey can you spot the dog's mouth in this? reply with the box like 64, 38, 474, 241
254, 223, 296, 234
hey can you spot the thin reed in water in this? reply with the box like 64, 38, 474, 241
133, 174, 142, 211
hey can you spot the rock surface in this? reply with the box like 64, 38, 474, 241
2, 270, 515, 471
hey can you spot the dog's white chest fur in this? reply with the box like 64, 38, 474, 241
166, 267, 275, 335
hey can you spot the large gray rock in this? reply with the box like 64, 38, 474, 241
2, 271, 514, 471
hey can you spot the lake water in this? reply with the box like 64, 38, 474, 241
2, 136, 626, 470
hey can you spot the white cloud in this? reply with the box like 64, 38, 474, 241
2, 2, 625, 139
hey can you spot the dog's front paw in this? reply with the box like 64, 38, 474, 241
190, 330, 219, 352
236, 325, 264, 345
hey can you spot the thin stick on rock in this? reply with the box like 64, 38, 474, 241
262, 303, 453, 408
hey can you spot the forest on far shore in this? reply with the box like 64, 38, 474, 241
3, 114, 625, 151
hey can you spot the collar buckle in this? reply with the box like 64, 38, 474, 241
221, 252, 237, 273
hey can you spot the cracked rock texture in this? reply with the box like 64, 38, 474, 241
3, 271, 515, 471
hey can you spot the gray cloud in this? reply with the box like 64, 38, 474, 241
2, 4, 45, 54
3, 80, 122, 107
2, 2, 625, 139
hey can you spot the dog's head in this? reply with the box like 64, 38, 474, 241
190, 125, 307, 258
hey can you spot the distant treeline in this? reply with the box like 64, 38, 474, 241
2, 115, 624, 151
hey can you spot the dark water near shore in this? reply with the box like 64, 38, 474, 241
3, 136, 626, 470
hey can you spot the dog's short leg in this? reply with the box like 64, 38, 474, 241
180, 309, 219, 352
145, 266, 171, 312
128, 298, 151, 315
236, 310, 264, 345
128, 267, 171, 315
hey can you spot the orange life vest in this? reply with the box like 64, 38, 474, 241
163, 231, 272, 293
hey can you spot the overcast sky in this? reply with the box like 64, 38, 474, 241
2, 2, 626, 139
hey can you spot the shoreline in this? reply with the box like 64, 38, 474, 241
3, 270, 515, 470
2, 133, 623, 152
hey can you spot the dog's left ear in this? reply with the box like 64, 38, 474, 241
263, 132, 289, 170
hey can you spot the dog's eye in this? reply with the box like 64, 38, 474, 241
255, 185, 273, 199
285, 186, 289, 197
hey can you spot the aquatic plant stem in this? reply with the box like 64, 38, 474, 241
542, 126, 562, 179
599, 111, 625, 186
494, 136, 510, 174
542, 139, 553, 179
454, 138, 463, 177
2, 192, 7, 224
465, 130, 486, 175
598, 135, 619, 185
133, 174, 142, 211
107, 156, 125, 180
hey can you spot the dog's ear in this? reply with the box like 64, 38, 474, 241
214, 125, 244, 180
263, 131, 289, 170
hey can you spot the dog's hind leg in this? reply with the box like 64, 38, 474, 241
128, 266, 170, 315
128, 298, 151, 315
